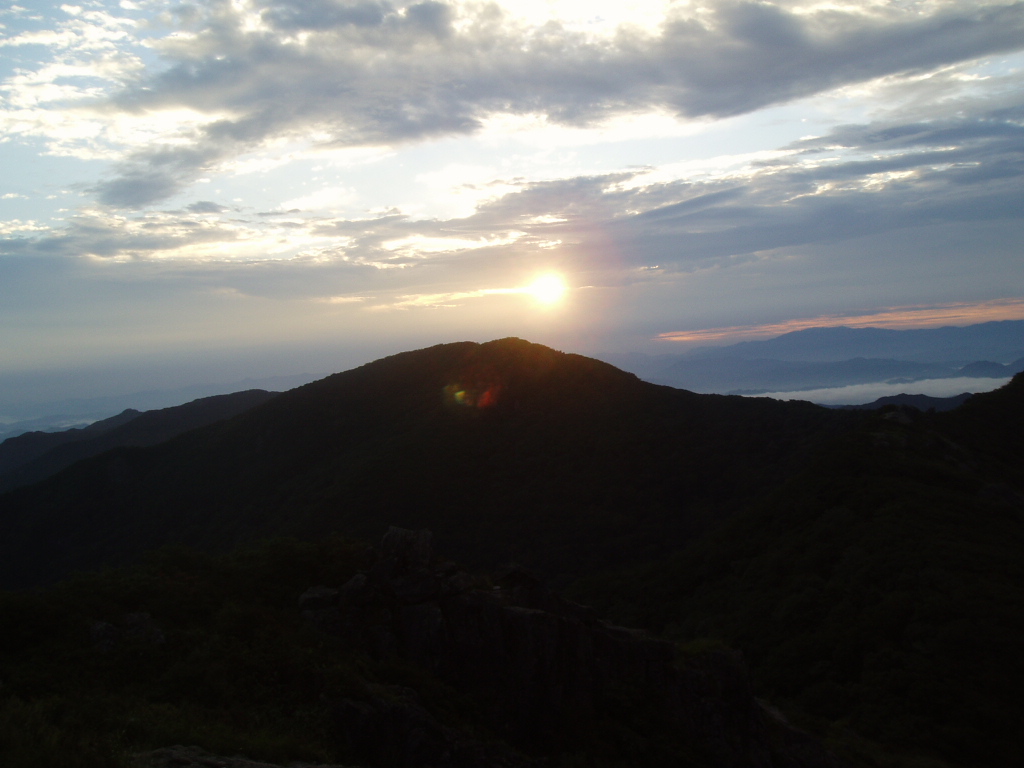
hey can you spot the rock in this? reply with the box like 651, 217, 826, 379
130, 744, 354, 768
882, 407, 914, 425
299, 585, 340, 611
379, 527, 433, 568
338, 572, 368, 601
310, 527, 848, 768
335, 684, 532, 768
122, 612, 166, 645
90, 613, 164, 652
90, 620, 118, 652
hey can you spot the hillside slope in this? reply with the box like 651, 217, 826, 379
571, 373, 1024, 767
0, 389, 278, 493
0, 338, 854, 588
3, 342, 1023, 767
0, 531, 844, 768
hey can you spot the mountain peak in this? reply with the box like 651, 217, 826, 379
304, 337, 643, 417
0, 338, 844, 588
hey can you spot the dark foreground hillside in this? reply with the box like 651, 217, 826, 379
571, 373, 1024, 768
0, 530, 843, 768
2, 341, 1023, 768
0, 338, 854, 588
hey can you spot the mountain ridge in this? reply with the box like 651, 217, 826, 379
0, 338, 855, 589
0, 389, 278, 494
599, 321, 1024, 399
682, 320, 1024, 363
1, 339, 1023, 767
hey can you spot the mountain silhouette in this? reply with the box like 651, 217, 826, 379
0, 389, 277, 494
684, 320, 1024, 363
571, 369, 1024, 767
0, 338, 853, 588
1, 339, 1023, 768
839, 391, 974, 411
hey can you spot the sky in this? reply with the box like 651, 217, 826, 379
2, 0, 1023, 410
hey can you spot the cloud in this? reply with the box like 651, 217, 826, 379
760, 375, 1013, 406
74, 0, 1024, 206
91, 139, 232, 207
657, 299, 1024, 343
7, 104, 1023, 272
595, 106, 1024, 265
259, 0, 393, 31
186, 200, 229, 214
0, 209, 248, 261
2, 92, 1022, 338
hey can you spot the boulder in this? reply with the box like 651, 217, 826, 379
312, 527, 847, 768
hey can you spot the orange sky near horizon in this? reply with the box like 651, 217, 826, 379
656, 298, 1024, 344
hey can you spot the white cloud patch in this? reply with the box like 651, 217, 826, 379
382, 232, 524, 254
281, 185, 356, 211
761, 376, 1012, 405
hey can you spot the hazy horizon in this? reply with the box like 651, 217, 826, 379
1, 321, 1020, 426
757, 375, 1012, 406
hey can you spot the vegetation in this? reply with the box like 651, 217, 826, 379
0, 339, 857, 588
0, 538, 372, 767
0, 536, 765, 768
569, 398, 1024, 768
2, 341, 1023, 768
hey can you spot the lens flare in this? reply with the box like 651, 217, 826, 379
526, 274, 567, 305
444, 382, 502, 409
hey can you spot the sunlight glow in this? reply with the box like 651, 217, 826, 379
526, 274, 568, 305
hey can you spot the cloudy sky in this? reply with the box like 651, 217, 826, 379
2, 0, 1023, 408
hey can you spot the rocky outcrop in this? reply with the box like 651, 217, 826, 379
90, 612, 166, 652
335, 683, 535, 768
307, 527, 845, 768
131, 745, 352, 768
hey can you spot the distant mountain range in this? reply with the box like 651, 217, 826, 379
3, 322, 1018, 436
684, 320, 1024, 363
1, 338, 1022, 767
838, 391, 975, 411
0, 389, 277, 494
0, 372, 316, 437
600, 320, 1024, 396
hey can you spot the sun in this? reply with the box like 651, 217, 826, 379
525, 273, 567, 305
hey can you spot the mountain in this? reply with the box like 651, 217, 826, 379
2, 339, 1023, 767
683, 321, 1024, 363
0, 530, 843, 768
0, 414, 104, 443
0, 408, 143, 475
957, 359, 1023, 378
0, 389, 278, 494
647, 356, 960, 394
0, 338, 855, 589
570, 371, 1024, 767
0, 372, 316, 425
838, 392, 975, 411
599, 321, 1024, 397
